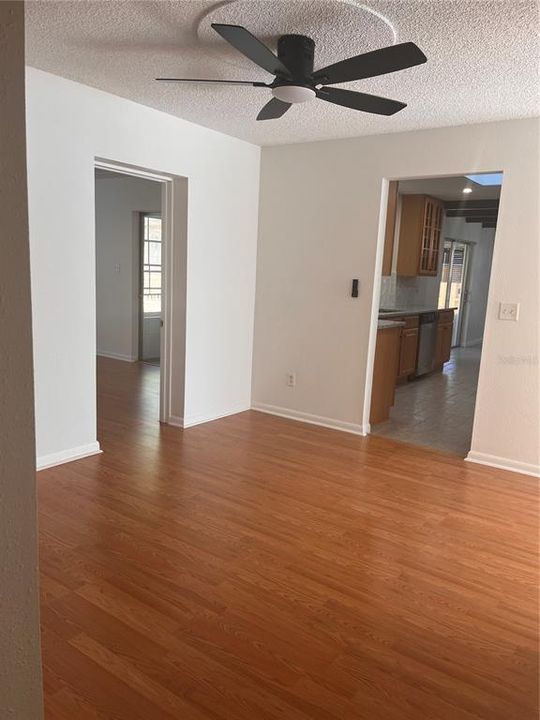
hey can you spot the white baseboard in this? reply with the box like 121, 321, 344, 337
182, 405, 251, 429
97, 351, 137, 363
37, 441, 102, 471
167, 414, 184, 428
252, 402, 367, 436
466, 451, 540, 478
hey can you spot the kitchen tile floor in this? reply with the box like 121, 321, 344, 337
371, 346, 482, 457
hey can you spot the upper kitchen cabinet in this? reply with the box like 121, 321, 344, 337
397, 194, 444, 276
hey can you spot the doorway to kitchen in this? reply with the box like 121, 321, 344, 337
367, 172, 502, 457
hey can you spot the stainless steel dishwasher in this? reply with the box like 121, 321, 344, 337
416, 312, 438, 376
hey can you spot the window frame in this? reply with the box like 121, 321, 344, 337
140, 212, 162, 317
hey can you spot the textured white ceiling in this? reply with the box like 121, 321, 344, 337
25, 0, 539, 146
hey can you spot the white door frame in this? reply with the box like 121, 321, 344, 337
94, 158, 180, 424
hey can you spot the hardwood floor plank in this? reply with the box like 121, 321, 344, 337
42, 626, 177, 720
39, 357, 539, 719
70, 633, 209, 720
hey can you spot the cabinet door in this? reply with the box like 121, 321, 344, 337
398, 327, 419, 377
430, 202, 443, 273
435, 321, 453, 366
441, 322, 453, 363
397, 195, 425, 277
419, 198, 433, 274
370, 328, 401, 424
419, 197, 443, 276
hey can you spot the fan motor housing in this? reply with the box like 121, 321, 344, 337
277, 34, 315, 82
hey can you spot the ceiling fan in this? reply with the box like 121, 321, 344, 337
156, 24, 427, 121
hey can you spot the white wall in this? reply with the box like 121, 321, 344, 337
465, 228, 495, 347
95, 174, 161, 362
141, 316, 161, 361
26, 68, 260, 466
0, 4, 43, 717
253, 119, 539, 475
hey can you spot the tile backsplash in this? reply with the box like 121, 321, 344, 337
380, 274, 440, 309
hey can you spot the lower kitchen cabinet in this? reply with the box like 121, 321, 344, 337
371, 310, 454, 426
435, 311, 454, 367
370, 326, 401, 425
397, 316, 419, 378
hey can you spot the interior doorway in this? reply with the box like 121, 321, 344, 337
94, 160, 188, 428
367, 172, 502, 457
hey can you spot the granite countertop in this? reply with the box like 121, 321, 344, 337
377, 319, 406, 330
378, 306, 456, 318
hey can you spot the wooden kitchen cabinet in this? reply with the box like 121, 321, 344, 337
370, 326, 401, 425
397, 194, 444, 277
398, 327, 420, 377
435, 310, 454, 368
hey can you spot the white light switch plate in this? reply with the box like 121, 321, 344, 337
499, 302, 519, 321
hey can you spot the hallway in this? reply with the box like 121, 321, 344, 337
38, 358, 537, 720
372, 347, 482, 456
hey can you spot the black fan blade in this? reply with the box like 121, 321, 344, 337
257, 98, 291, 121
156, 78, 268, 86
314, 42, 426, 84
212, 24, 291, 78
316, 87, 406, 115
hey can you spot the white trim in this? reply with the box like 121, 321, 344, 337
362, 178, 390, 432
37, 442, 102, 471
159, 179, 172, 424
183, 405, 251, 429
466, 451, 540, 478
167, 414, 184, 428
97, 351, 137, 363
461, 338, 483, 348
94, 159, 172, 183
252, 403, 367, 436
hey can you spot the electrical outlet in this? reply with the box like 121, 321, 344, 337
114, 263, 121, 274
498, 302, 519, 321
287, 372, 296, 387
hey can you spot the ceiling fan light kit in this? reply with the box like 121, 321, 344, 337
271, 35, 316, 104
272, 85, 316, 103
156, 23, 427, 121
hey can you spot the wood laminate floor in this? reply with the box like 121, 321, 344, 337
39, 357, 539, 720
